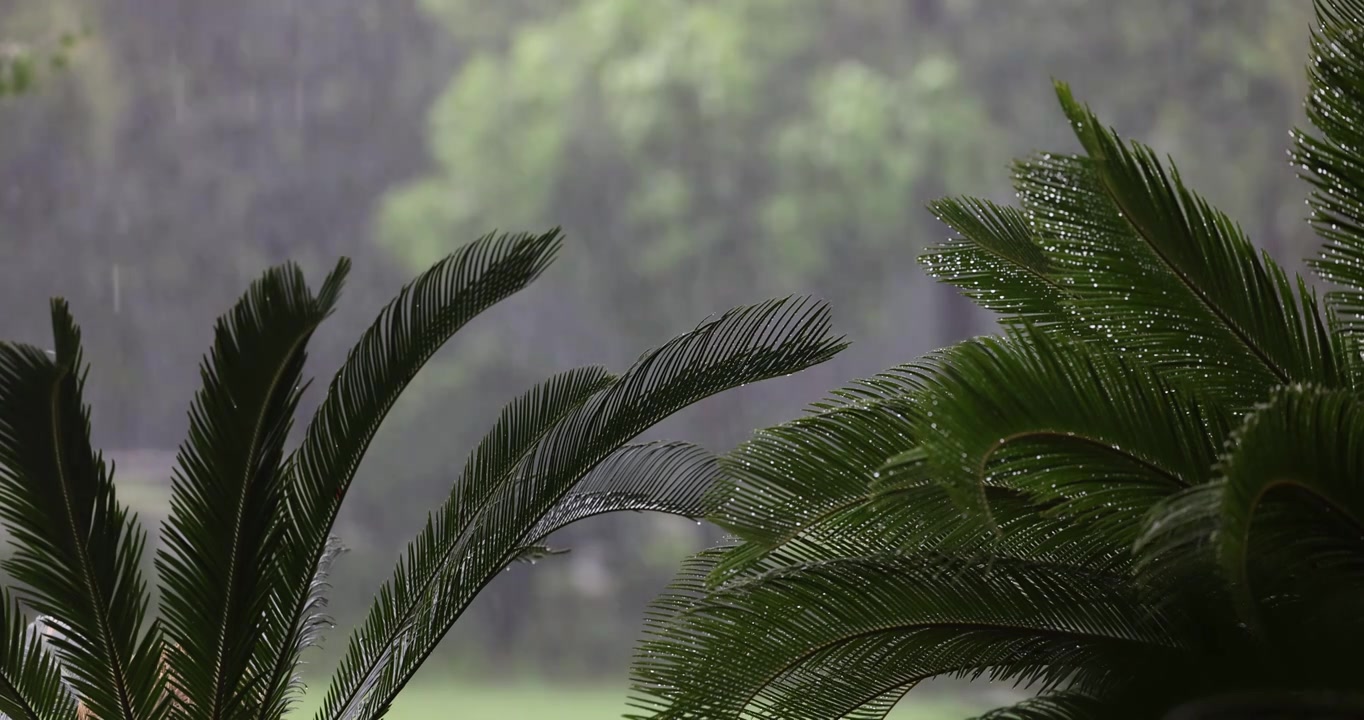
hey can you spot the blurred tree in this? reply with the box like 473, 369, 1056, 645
0, 0, 90, 97
382, 0, 995, 348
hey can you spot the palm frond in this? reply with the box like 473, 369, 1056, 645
0, 591, 80, 720
921, 197, 1080, 332
261, 230, 561, 719
312, 365, 612, 720
522, 441, 724, 545
909, 329, 1226, 543
706, 330, 1206, 586
708, 393, 919, 582
0, 301, 164, 720
155, 260, 348, 720
804, 365, 934, 412
1011, 86, 1343, 407
629, 552, 1176, 720
322, 297, 846, 720
1205, 386, 1364, 672
1294, 0, 1364, 340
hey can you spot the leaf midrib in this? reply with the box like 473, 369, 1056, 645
206, 327, 315, 720
1084, 141, 1292, 386
48, 366, 138, 720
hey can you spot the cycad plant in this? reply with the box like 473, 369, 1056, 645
0, 228, 844, 720
627, 1, 1364, 718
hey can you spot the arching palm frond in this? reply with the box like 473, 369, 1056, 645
1216, 386, 1364, 611
316, 297, 845, 720
521, 441, 725, 545
907, 329, 1227, 543
1013, 88, 1343, 409
1295, 0, 1364, 345
630, 552, 1176, 720
260, 231, 562, 719
1165, 386, 1364, 684
155, 260, 349, 720
311, 364, 611, 720
0, 302, 165, 720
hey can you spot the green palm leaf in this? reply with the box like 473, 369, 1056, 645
260, 230, 562, 719
909, 329, 1226, 540
521, 441, 725, 546
313, 365, 613, 720
1294, 0, 1364, 340
705, 330, 1205, 587
1013, 85, 1343, 407
0, 590, 81, 720
707, 382, 921, 581
0, 301, 164, 720
1135, 388, 1364, 668
1204, 386, 1364, 673
921, 197, 1079, 332
321, 297, 845, 720
630, 553, 1175, 720
155, 260, 348, 720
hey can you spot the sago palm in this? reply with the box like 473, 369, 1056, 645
0, 228, 845, 720
627, 1, 1364, 718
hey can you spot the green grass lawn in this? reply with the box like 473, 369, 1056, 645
285, 683, 979, 720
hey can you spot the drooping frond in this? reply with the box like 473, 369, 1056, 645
921, 197, 1079, 332
909, 329, 1226, 542
155, 260, 348, 720
322, 297, 846, 720
0, 301, 163, 720
1012, 86, 1343, 407
1294, 0, 1364, 339
629, 552, 1176, 720
522, 441, 725, 544
312, 365, 612, 720
1203, 385, 1364, 676
262, 230, 561, 719
0, 591, 80, 720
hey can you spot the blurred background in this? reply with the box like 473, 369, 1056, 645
0, 0, 1319, 716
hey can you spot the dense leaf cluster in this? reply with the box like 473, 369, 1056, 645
627, 1, 1364, 718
